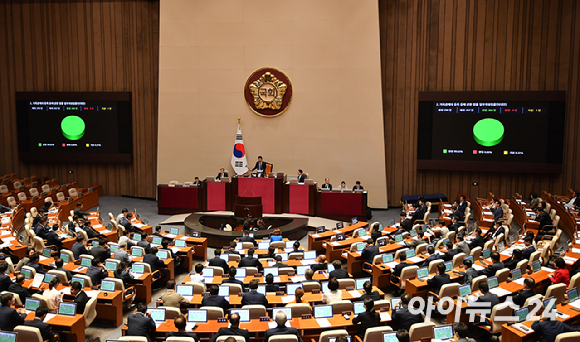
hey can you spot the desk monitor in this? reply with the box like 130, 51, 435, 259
176, 285, 193, 297
356, 244, 365, 252
91, 241, 99, 248
327, 264, 335, 273
24, 298, 41, 312
272, 307, 293, 321
353, 301, 365, 315
511, 268, 522, 280
390, 298, 402, 311
131, 248, 143, 257
175, 240, 186, 247
516, 307, 529, 323
378, 224, 384, 231
352, 217, 358, 225
149, 308, 166, 322
444, 261, 453, 272
258, 242, 270, 250
58, 302, 77, 316
383, 332, 398, 342
378, 239, 386, 247
257, 285, 266, 296
321, 281, 329, 293
442, 238, 450, 246
303, 250, 316, 260
59, 253, 70, 264
191, 231, 201, 238
543, 297, 556, 311
133, 233, 142, 242
433, 324, 454, 341
313, 305, 333, 319
287, 283, 303, 295
132, 264, 145, 275
157, 250, 169, 260
202, 268, 214, 278
358, 230, 367, 237
71, 277, 85, 288
285, 240, 296, 249
42, 248, 52, 258
43, 273, 57, 284
235, 242, 243, 251
406, 249, 416, 258
276, 253, 289, 262
383, 254, 394, 263
263, 267, 278, 277
459, 284, 471, 297
170, 228, 179, 235
296, 266, 309, 275
218, 285, 229, 297
105, 261, 118, 271
532, 260, 541, 272
389, 219, 396, 226
80, 257, 92, 267
417, 267, 429, 279
230, 309, 250, 322
464, 255, 474, 264
316, 226, 325, 233
235, 268, 247, 278
483, 249, 491, 259
187, 309, 208, 323
329, 338, 351, 342
101, 280, 116, 292
395, 235, 403, 242
356, 277, 371, 290
336, 233, 346, 241
410, 230, 418, 237
487, 276, 499, 289
498, 241, 506, 252
151, 237, 162, 245
568, 288, 579, 303
219, 255, 229, 262
110, 245, 119, 253
336, 222, 343, 229
0, 331, 17, 342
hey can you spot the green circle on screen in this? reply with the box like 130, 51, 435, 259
61, 116, 85, 141
473, 118, 504, 147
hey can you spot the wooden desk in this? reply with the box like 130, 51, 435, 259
307, 222, 368, 251
133, 272, 153, 304
157, 184, 204, 215
182, 272, 329, 286
56, 186, 101, 222
96, 290, 124, 326
25, 312, 85, 342
160, 232, 206, 260
317, 191, 368, 221
283, 183, 317, 216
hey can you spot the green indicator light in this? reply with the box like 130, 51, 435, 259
61, 116, 85, 140
443, 149, 447, 154
473, 118, 504, 147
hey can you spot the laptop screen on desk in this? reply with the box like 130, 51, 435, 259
464, 255, 473, 264
60, 253, 69, 264
0, 332, 17, 342
356, 244, 365, 252
516, 307, 529, 322
152, 237, 162, 245
202, 268, 214, 277
132, 264, 145, 275
257, 285, 266, 296
483, 249, 491, 259
356, 277, 370, 290
417, 267, 429, 279
276, 253, 288, 262
459, 284, 471, 297
71, 277, 84, 287
235, 268, 247, 278
133, 234, 142, 242
42, 248, 52, 258
149, 308, 166, 322
444, 261, 453, 272
157, 250, 169, 260
175, 240, 186, 247
105, 261, 118, 271
110, 245, 119, 252
58, 302, 77, 316
80, 257, 92, 267
131, 248, 143, 257
568, 288, 579, 302
101, 280, 116, 292
287, 283, 303, 295
406, 249, 416, 258
286, 241, 296, 249
434, 324, 454, 340
390, 298, 402, 311
313, 305, 333, 319
353, 302, 365, 315
24, 298, 40, 311
511, 268, 522, 280
187, 309, 207, 323
383, 254, 394, 263
272, 307, 292, 321
383, 332, 398, 342
230, 309, 250, 322
532, 260, 541, 272
218, 285, 229, 297
258, 242, 269, 250
170, 228, 179, 235
43, 273, 57, 284
263, 267, 278, 277
395, 235, 403, 242
176, 285, 193, 296
487, 276, 499, 289
296, 266, 309, 275
303, 251, 316, 260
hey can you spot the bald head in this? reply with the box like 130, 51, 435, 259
275, 311, 288, 326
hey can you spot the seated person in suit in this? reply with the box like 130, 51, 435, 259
241, 279, 268, 306
73, 202, 89, 219
396, 330, 410, 342
238, 248, 262, 271
297, 169, 306, 183
136, 232, 151, 249
265, 273, 279, 293
442, 241, 459, 262
242, 217, 252, 231
392, 293, 425, 332
531, 316, 577, 342
329, 260, 350, 279
513, 277, 536, 307
528, 192, 540, 208
70, 281, 89, 314
479, 252, 504, 277
360, 281, 380, 301
116, 208, 129, 225
192, 177, 203, 188
260, 246, 277, 260
53, 258, 73, 281
310, 255, 327, 272
201, 285, 230, 312
208, 312, 250, 342
0, 262, 11, 293
352, 298, 380, 339
168, 315, 198, 342
422, 246, 439, 267
152, 226, 163, 237
115, 261, 137, 290
81, 219, 102, 239
453, 322, 476, 342
522, 237, 536, 260
468, 228, 485, 250
473, 280, 499, 322
338, 181, 348, 190
223, 241, 240, 255
321, 277, 342, 304
90, 237, 111, 262
270, 228, 283, 242
208, 249, 230, 274
237, 230, 256, 247
321, 178, 332, 190
450, 201, 465, 221
23, 306, 57, 342
428, 262, 451, 297
263, 311, 303, 342
160, 280, 189, 308
301, 269, 319, 284
8, 275, 30, 305
251, 156, 267, 176
352, 181, 364, 191
290, 241, 303, 255
392, 253, 412, 278
410, 198, 426, 223
550, 257, 570, 287
504, 249, 523, 270
46, 224, 65, 251
34, 216, 50, 239
222, 267, 245, 289
256, 219, 267, 231
216, 168, 228, 180
361, 238, 379, 270
127, 302, 156, 342
455, 259, 479, 286
272, 255, 289, 268
399, 212, 413, 232
27, 252, 45, 274
32, 209, 45, 227
447, 215, 462, 233
455, 233, 470, 255
120, 213, 137, 233
0, 292, 27, 331
86, 258, 108, 286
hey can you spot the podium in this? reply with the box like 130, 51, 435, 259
234, 195, 262, 218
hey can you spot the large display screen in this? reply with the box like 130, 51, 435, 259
16, 92, 132, 162
417, 91, 565, 173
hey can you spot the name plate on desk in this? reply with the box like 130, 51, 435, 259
260, 317, 270, 322
302, 314, 312, 319
217, 318, 227, 323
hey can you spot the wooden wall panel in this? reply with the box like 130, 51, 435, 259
380, 0, 580, 205
0, 0, 159, 198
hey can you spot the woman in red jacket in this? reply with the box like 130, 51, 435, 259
549, 257, 570, 287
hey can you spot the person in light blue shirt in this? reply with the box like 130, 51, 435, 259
270, 228, 283, 242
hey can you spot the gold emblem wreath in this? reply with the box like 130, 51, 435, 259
249, 72, 287, 110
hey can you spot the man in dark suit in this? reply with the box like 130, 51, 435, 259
297, 169, 306, 183
522, 237, 536, 260
263, 310, 303, 342
223, 241, 240, 255
120, 213, 137, 233
0, 292, 27, 331
192, 177, 203, 188
201, 285, 230, 312
238, 230, 256, 247
0, 262, 12, 292
310, 255, 327, 272
216, 168, 229, 180
86, 258, 108, 286
32, 209, 45, 227
329, 260, 350, 279
479, 252, 504, 277
252, 156, 267, 176
321, 178, 332, 190
209, 312, 250, 342
450, 201, 465, 222
126, 302, 156, 342
411, 199, 426, 223
455, 259, 479, 286
46, 224, 64, 251
361, 239, 379, 270
70, 281, 89, 314
82, 220, 101, 239
72, 236, 89, 260
90, 238, 111, 262
208, 249, 230, 274
352, 181, 364, 191
54, 258, 73, 281
73, 202, 89, 219
137, 232, 151, 249
531, 317, 577, 342
242, 279, 268, 306
143, 247, 165, 273
458, 196, 468, 214
468, 228, 485, 250
27, 253, 45, 274
167, 315, 198, 342
272, 255, 289, 268
474, 281, 499, 321
34, 216, 50, 239
8, 275, 30, 304
428, 263, 451, 296
513, 277, 536, 307
392, 253, 411, 278
238, 248, 262, 271
23, 307, 57, 342
442, 241, 459, 262
422, 246, 439, 267
221, 267, 245, 289
352, 298, 380, 339
447, 215, 462, 234
490, 222, 505, 240
391, 293, 425, 332
359, 281, 380, 301
505, 249, 523, 270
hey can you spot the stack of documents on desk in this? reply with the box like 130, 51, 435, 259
385, 261, 399, 269
300, 260, 316, 265
512, 323, 533, 334
291, 276, 306, 283
348, 290, 361, 298
268, 321, 291, 328
489, 288, 511, 297
408, 256, 424, 264
43, 313, 57, 322
315, 318, 331, 328
379, 312, 391, 321
563, 256, 578, 264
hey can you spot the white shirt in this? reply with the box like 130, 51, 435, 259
119, 236, 130, 245
322, 290, 342, 304
43, 287, 62, 309
189, 273, 205, 284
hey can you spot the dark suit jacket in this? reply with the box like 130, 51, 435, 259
392, 261, 411, 277
479, 261, 504, 277
443, 248, 459, 262
352, 310, 380, 337
400, 219, 413, 231
82, 225, 100, 239
27, 262, 45, 274
8, 283, 30, 304
90, 246, 110, 262
127, 312, 156, 342
273, 262, 289, 268
297, 174, 305, 183
311, 263, 327, 272
34, 224, 49, 239
428, 274, 451, 295
223, 249, 240, 255
491, 226, 505, 238
458, 201, 468, 214
239, 236, 256, 246
535, 212, 552, 230
329, 269, 349, 279
241, 290, 268, 306
74, 291, 89, 314
522, 246, 536, 260
23, 317, 56, 342
448, 222, 462, 233
222, 277, 245, 289
531, 319, 576, 342
46, 230, 64, 250
72, 242, 89, 260
238, 257, 262, 270
143, 253, 165, 273
458, 268, 479, 285
469, 235, 485, 250
265, 284, 279, 292
505, 257, 521, 271
86, 266, 108, 285
513, 288, 536, 307
208, 257, 230, 274
32, 216, 42, 227
476, 292, 499, 317
168, 331, 198, 342
209, 327, 250, 342
353, 185, 364, 191
137, 240, 151, 249
56, 267, 73, 282
493, 207, 504, 221
392, 306, 424, 332
361, 246, 380, 267
0, 305, 26, 331
422, 254, 439, 267
0, 274, 12, 293
360, 291, 381, 301
321, 183, 332, 190
201, 294, 230, 312
216, 172, 228, 180
252, 161, 266, 172
263, 326, 303, 342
